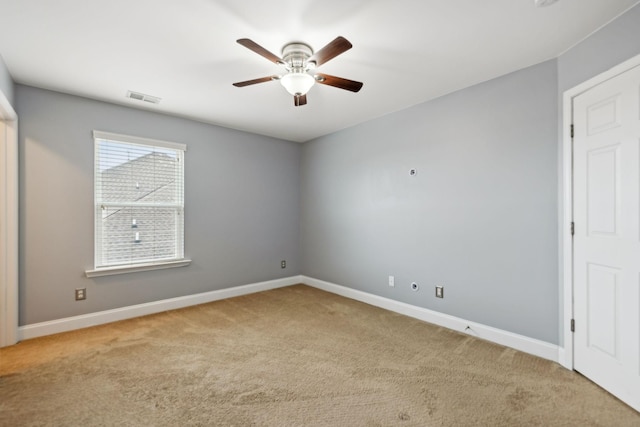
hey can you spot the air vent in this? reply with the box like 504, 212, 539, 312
126, 91, 161, 104
534, 0, 559, 7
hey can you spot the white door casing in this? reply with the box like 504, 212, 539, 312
0, 117, 18, 348
0, 83, 18, 348
572, 64, 640, 412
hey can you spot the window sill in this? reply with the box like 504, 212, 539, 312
85, 259, 191, 278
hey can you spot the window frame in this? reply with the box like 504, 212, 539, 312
85, 131, 190, 278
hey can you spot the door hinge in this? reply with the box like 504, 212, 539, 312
571, 319, 575, 332
571, 222, 575, 236
570, 124, 574, 138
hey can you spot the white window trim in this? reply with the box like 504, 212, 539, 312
92, 131, 187, 152
85, 259, 191, 278
86, 130, 190, 277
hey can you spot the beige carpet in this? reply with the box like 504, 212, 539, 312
1, 285, 638, 426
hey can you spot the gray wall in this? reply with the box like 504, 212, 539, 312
301, 60, 560, 344
0, 54, 14, 110
558, 4, 640, 94
17, 85, 301, 325
299, 3, 640, 347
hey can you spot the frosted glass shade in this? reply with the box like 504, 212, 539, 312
280, 73, 315, 95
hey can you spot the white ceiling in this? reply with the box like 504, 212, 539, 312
0, 0, 638, 142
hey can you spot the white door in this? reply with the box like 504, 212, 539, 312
573, 64, 640, 412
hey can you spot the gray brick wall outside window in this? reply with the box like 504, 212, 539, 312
96, 148, 184, 268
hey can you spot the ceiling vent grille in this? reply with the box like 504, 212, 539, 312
534, 0, 559, 7
126, 91, 161, 104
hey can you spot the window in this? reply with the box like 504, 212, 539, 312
86, 131, 189, 277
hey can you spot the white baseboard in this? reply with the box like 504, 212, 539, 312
302, 276, 561, 363
19, 276, 303, 341
19, 274, 562, 364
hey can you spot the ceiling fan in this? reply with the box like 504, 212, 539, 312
233, 36, 363, 106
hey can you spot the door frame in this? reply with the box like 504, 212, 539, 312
561, 52, 640, 369
0, 90, 18, 348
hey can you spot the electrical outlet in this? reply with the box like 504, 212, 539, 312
435, 286, 444, 298
388, 275, 395, 287
75, 288, 86, 301
281, 260, 286, 269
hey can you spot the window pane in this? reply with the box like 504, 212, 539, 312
97, 142, 181, 204
94, 134, 185, 269
99, 206, 182, 267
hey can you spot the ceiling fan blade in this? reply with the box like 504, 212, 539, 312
236, 39, 284, 65
315, 73, 363, 92
232, 76, 278, 87
294, 94, 307, 106
308, 36, 352, 67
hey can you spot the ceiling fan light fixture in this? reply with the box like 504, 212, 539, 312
280, 72, 315, 96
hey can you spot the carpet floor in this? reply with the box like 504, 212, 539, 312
1, 284, 638, 426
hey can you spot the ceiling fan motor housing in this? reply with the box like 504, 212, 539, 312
281, 43, 314, 71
